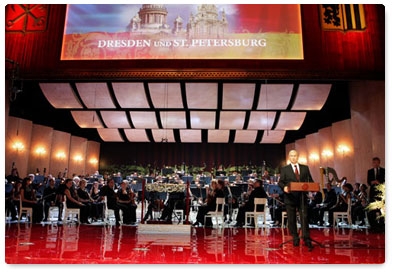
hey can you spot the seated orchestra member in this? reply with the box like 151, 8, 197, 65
233, 179, 268, 227
99, 178, 122, 226
307, 190, 323, 225
55, 179, 66, 221
159, 179, 186, 222
5, 179, 18, 221
268, 192, 285, 227
42, 178, 60, 221
77, 179, 103, 222
117, 180, 137, 225
327, 183, 353, 226
352, 183, 368, 226
317, 182, 338, 226
20, 176, 44, 223
193, 179, 225, 227
90, 181, 104, 221
143, 190, 162, 222
63, 178, 91, 224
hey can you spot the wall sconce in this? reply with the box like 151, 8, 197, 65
321, 150, 333, 166
12, 141, 24, 152
298, 157, 307, 164
89, 158, 98, 165
35, 147, 46, 156
309, 153, 319, 165
74, 155, 83, 162
56, 151, 66, 160
337, 144, 350, 158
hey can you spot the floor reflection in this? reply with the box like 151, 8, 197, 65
4, 222, 385, 264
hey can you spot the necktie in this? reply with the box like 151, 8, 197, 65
375, 168, 377, 179
294, 165, 300, 181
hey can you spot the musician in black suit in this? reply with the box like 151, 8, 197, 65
367, 157, 385, 231
278, 150, 314, 249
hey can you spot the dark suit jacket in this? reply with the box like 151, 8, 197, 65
278, 164, 314, 206
367, 167, 385, 186
367, 167, 385, 202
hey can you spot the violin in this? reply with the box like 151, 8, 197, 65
129, 190, 136, 205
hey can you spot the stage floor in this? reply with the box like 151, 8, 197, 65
4, 220, 385, 264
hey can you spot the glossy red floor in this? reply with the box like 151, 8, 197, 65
4, 221, 385, 264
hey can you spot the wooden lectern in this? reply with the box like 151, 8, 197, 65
289, 182, 320, 192
280, 181, 324, 250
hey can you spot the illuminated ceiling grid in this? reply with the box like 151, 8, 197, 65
39, 82, 332, 143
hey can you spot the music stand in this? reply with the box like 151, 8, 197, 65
279, 182, 324, 251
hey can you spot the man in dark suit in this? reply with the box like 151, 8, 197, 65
367, 157, 385, 231
278, 149, 314, 250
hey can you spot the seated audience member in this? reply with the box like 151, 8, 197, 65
117, 180, 137, 224
233, 179, 268, 227
99, 178, 122, 226
327, 183, 353, 226
317, 182, 338, 226
193, 179, 225, 227
20, 176, 44, 223
63, 178, 91, 224
42, 178, 60, 221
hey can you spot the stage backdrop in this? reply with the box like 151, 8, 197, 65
61, 4, 303, 60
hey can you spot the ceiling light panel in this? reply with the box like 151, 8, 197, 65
179, 129, 202, 143
260, 130, 286, 143
219, 111, 246, 129
112, 82, 149, 108
222, 83, 255, 109
292, 84, 332, 110
151, 129, 175, 142
97, 128, 124, 142
234, 130, 257, 143
129, 111, 158, 129
257, 84, 293, 110
275, 112, 307, 130
76, 82, 115, 109
190, 111, 216, 129
185, 82, 218, 109
247, 111, 277, 130
71, 111, 103, 128
124, 129, 150, 142
149, 83, 183, 109
208, 130, 229, 143
160, 111, 186, 128
100, 111, 130, 128
39, 83, 83, 108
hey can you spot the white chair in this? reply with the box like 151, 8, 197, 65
245, 198, 267, 228
48, 206, 59, 222
333, 198, 352, 228
281, 211, 287, 228
204, 197, 225, 228
19, 198, 33, 222
281, 211, 300, 228
63, 196, 80, 224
